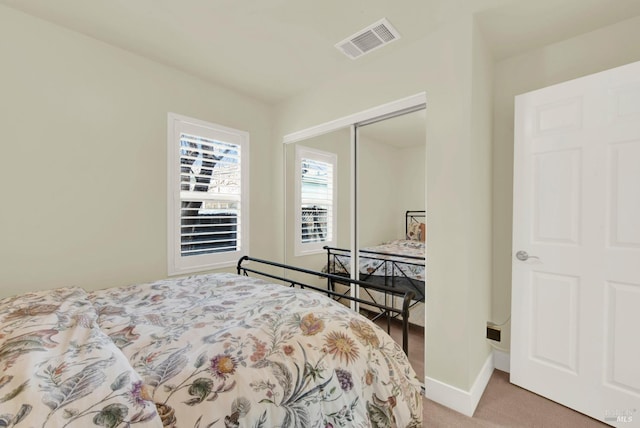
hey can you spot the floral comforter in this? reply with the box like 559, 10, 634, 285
331, 239, 426, 283
0, 273, 422, 427
87, 273, 422, 427
0, 287, 161, 427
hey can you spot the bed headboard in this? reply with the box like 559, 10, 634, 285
405, 210, 426, 240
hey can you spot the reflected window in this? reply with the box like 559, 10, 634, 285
295, 146, 337, 255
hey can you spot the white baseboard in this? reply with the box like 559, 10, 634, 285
424, 353, 494, 417
493, 349, 510, 373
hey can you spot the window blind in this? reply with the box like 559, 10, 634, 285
300, 157, 333, 243
179, 133, 242, 257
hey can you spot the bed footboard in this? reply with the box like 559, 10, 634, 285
236, 255, 414, 354
324, 246, 425, 301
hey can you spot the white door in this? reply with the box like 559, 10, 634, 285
511, 60, 640, 427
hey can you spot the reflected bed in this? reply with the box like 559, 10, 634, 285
323, 211, 426, 326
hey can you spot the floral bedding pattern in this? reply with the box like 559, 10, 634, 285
0, 287, 161, 427
331, 239, 426, 283
88, 273, 423, 427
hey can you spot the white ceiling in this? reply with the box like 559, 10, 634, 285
2, 0, 640, 104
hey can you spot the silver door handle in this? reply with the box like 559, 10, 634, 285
516, 250, 539, 261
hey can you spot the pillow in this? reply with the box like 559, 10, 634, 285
407, 221, 426, 241
407, 221, 419, 240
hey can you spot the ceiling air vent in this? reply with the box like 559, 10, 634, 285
335, 18, 401, 60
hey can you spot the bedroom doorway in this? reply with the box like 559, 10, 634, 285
283, 93, 427, 382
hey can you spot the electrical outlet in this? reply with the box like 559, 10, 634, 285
486, 326, 501, 342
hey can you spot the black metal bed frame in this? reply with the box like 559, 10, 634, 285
323, 210, 426, 321
236, 255, 415, 354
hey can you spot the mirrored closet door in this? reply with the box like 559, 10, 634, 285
355, 109, 426, 321
283, 95, 426, 381
284, 128, 352, 284
355, 109, 426, 380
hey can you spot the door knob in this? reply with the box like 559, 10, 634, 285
516, 250, 539, 261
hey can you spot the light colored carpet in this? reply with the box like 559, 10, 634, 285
377, 317, 608, 427
424, 370, 609, 427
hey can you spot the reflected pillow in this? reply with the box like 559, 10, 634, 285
407, 221, 425, 241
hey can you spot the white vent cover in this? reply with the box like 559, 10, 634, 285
335, 18, 401, 60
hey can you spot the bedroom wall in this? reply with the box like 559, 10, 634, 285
468, 21, 494, 385
357, 134, 402, 247
0, 6, 275, 297
396, 144, 426, 236
275, 14, 492, 395
491, 15, 640, 353
358, 133, 426, 245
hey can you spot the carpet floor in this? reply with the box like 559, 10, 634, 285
378, 318, 608, 427
424, 370, 609, 427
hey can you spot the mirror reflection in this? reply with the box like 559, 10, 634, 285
283, 108, 426, 381
355, 110, 426, 379
358, 110, 426, 303
284, 128, 351, 285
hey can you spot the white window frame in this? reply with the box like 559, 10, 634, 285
167, 113, 249, 275
294, 145, 337, 256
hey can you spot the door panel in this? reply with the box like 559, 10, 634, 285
534, 96, 583, 136
609, 141, 640, 247
606, 281, 640, 395
512, 60, 640, 427
532, 149, 581, 244
530, 272, 579, 373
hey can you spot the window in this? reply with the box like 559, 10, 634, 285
168, 113, 249, 275
294, 145, 337, 255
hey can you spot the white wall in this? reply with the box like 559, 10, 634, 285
357, 134, 402, 247
0, 6, 275, 297
275, 14, 493, 394
360, 141, 426, 243
397, 144, 427, 233
468, 21, 494, 384
491, 15, 640, 351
